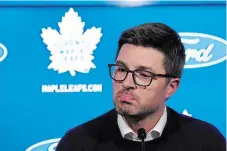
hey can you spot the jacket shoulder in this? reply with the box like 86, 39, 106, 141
168, 107, 226, 150
56, 109, 117, 151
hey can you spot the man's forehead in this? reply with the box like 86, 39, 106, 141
116, 44, 165, 71
116, 60, 155, 72
118, 44, 164, 59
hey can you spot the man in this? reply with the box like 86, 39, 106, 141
56, 23, 226, 151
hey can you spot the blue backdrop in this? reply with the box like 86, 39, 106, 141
0, 1, 226, 151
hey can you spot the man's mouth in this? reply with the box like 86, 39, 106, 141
120, 94, 134, 100
119, 94, 136, 104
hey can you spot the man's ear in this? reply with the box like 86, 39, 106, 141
165, 78, 180, 98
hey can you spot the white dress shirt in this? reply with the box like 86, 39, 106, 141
117, 106, 167, 141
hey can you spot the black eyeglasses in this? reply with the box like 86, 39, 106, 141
108, 64, 176, 86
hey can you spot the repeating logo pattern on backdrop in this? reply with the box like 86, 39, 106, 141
26, 7, 226, 151
0, 43, 7, 62
40, 8, 103, 93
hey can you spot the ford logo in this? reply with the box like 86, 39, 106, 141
0, 43, 7, 62
25, 138, 61, 151
179, 32, 227, 68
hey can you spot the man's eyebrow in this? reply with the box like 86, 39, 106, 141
137, 65, 154, 72
116, 61, 154, 72
116, 60, 128, 68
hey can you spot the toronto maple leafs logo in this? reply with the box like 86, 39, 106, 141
41, 8, 102, 76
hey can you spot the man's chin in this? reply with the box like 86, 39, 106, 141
114, 102, 140, 116
115, 107, 157, 119
116, 108, 136, 116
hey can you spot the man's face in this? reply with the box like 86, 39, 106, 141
112, 44, 178, 117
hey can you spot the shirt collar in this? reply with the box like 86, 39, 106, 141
117, 106, 167, 141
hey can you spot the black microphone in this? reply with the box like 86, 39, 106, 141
137, 128, 146, 151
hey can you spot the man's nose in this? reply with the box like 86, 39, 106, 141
122, 72, 136, 88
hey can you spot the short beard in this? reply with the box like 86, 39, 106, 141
115, 102, 159, 121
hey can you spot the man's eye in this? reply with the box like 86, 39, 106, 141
117, 67, 127, 72
138, 71, 151, 77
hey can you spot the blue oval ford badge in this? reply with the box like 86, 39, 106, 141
179, 32, 227, 68
25, 138, 60, 151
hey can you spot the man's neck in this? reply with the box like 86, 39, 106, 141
123, 106, 166, 134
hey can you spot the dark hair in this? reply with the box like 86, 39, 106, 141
116, 22, 185, 78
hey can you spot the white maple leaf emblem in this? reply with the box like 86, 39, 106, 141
41, 8, 102, 76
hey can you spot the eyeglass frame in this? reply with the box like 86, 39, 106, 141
108, 63, 177, 86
